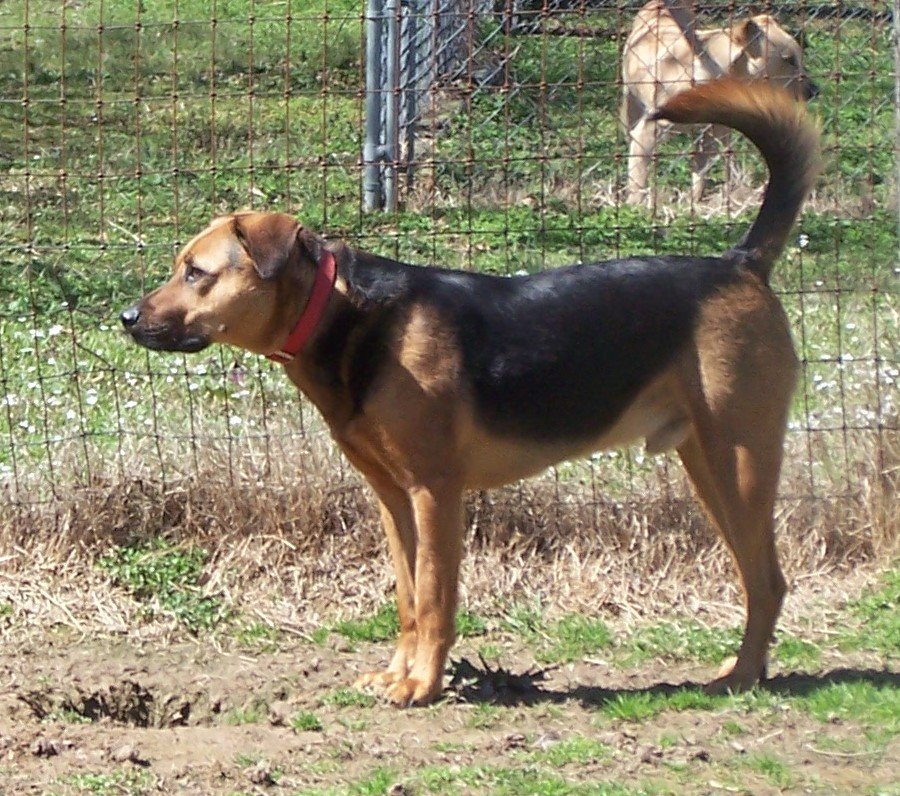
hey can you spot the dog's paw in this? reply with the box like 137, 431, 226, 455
384, 676, 442, 707
704, 655, 767, 695
353, 670, 402, 692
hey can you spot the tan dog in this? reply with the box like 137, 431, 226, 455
122, 79, 819, 706
622, 0, 817, 205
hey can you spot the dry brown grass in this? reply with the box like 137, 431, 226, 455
0, 420, 896, 641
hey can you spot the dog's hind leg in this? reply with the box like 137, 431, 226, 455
691, 124, 719, 203
677, 427, 788, 692
626, 115, 658, 206
676, 300, 798, 692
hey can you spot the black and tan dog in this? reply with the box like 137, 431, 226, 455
121, 78, 820, 706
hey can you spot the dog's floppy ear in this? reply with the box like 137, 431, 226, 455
232, 212, 301, 281
733, 16, 766, 56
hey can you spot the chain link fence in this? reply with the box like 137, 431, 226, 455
0, 1, 896, 538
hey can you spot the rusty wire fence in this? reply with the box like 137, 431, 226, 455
0, 1, 896, 536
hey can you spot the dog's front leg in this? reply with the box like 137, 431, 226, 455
354, 493, 418, 691
384, 480, 463, 707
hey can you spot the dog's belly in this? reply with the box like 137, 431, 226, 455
461, 374, 689, 489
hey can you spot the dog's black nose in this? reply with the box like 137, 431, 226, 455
120, 305, 140, 328
805, 80, 820, 100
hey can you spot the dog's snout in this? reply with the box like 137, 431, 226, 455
120, 304, 141, 328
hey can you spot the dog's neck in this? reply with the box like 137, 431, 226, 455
266, 249, 338, 364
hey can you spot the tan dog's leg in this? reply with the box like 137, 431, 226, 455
385, 480, 464, 707
354, 492, 418, 690
627, 116, 658, 205
678, 401, 790, 692
691, 125, 718, 203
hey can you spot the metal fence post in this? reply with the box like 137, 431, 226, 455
383, 0, 402, 212
364, 0, 385, 211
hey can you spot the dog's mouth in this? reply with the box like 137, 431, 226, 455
126, 327, 211, 353
120, 304, 210, 353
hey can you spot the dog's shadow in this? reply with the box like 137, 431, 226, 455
446, 656, 898, 708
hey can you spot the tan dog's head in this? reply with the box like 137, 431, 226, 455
121, 212, 324, 356
731, 15, 818, 101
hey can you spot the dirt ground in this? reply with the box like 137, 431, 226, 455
1, 615, 896, 796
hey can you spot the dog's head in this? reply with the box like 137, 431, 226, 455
732, 15, 818, 101
121, 212, 326, 355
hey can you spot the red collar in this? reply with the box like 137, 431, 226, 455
266, 250, 337, 364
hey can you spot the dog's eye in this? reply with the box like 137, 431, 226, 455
783, 53, 798, 67
184, 264, 208, 284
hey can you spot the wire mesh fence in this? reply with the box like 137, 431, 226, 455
0, 1, 896, 539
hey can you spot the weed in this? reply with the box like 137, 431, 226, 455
773, 635, 822, 671
501, 606, 612, 664
620, 621, 742, 667
324, 687, 376, 709
466, 703, 505, 729
60, 769, 153, 795
840, 568, 900, 656
794, 680, 899, 740
743, 752, 795, 789
524, 735, 611, 766
332, 603, 399, 645
234, 620, 281, 651
225, 701, 268, 725
292, 711, 324, 732
97, 539, 230, 633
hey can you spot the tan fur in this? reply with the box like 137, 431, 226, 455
622, 1, 816, 204
123, 80, 819, 707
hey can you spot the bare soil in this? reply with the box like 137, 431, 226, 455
1, 612, 896, 795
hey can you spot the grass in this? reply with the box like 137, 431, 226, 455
59, 769, 154, 795
839, 568, 900, 656
742, 752, 795, 790
291, 710, 324, 732
500, 605, 613, 664
331, 603, 488, 647
323, 687, 376, 709
97, 538, 231, 633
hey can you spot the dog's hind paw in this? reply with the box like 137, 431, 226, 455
704, 654, 768, 695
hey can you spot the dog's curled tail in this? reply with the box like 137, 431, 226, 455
650, 77, 821, 283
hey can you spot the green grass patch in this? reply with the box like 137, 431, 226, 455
620, 622, 742, 667
97, 539, 230, 633
332, 603, 488, 647
501, 605, 612, 664
597, 689, 714, 723
233, 620, 281, 651
523, 735, 611, 767
772, 635, 823, 671
840, 568, 900, 656
794, 680, 899, 739
291, 711, 324, 732
742, 752, 795, 790
417, 763, 647, 795
323, 687, 376, 709
58, 768, 154, 795
224, 701, 268, 725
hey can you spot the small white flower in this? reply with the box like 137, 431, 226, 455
65, 409, 77, 420
798, 233, 809, 249
85, 394, 98, 406
229, 416, 243, 427
123, 400, 138, 409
